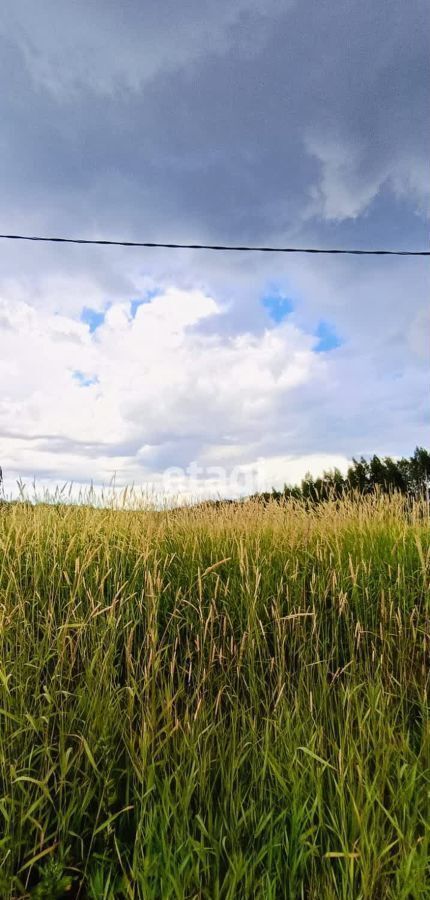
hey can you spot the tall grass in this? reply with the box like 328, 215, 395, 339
0, 494, 428, 898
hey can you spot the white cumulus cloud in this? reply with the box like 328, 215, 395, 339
0, 285, 341, 498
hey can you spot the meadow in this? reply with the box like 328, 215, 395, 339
0, 494, 428, 898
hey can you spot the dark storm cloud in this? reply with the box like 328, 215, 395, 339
0, 0, 428, 243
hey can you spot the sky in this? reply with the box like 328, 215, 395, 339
0, 0, 428, 501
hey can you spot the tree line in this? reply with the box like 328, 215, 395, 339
253, 447, 430, 504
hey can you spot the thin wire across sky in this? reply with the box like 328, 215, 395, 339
0, 233, 429, 256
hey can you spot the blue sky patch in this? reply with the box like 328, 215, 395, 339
262, 293, 294, 324
130, 298, 150, 318
81, 307, 105, 333
130, 289, 161, 319
314, 321, 342, 352
72, 370, 98, 387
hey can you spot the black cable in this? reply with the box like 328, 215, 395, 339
0, 232, 428, 255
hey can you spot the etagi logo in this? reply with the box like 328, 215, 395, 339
161, 459, 268, 499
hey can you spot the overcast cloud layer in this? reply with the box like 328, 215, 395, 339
0, 0, 428, 499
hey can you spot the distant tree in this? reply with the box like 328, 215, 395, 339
367, 455, 387, 491
382, 456, 407, 493
409, 447, 430, 495
347, 457, 370, 492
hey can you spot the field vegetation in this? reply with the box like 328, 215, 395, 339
0, 493, 429, 898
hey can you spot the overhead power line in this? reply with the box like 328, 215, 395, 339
0, 232, 428, 256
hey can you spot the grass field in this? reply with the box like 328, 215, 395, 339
0, 494, 429, 898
